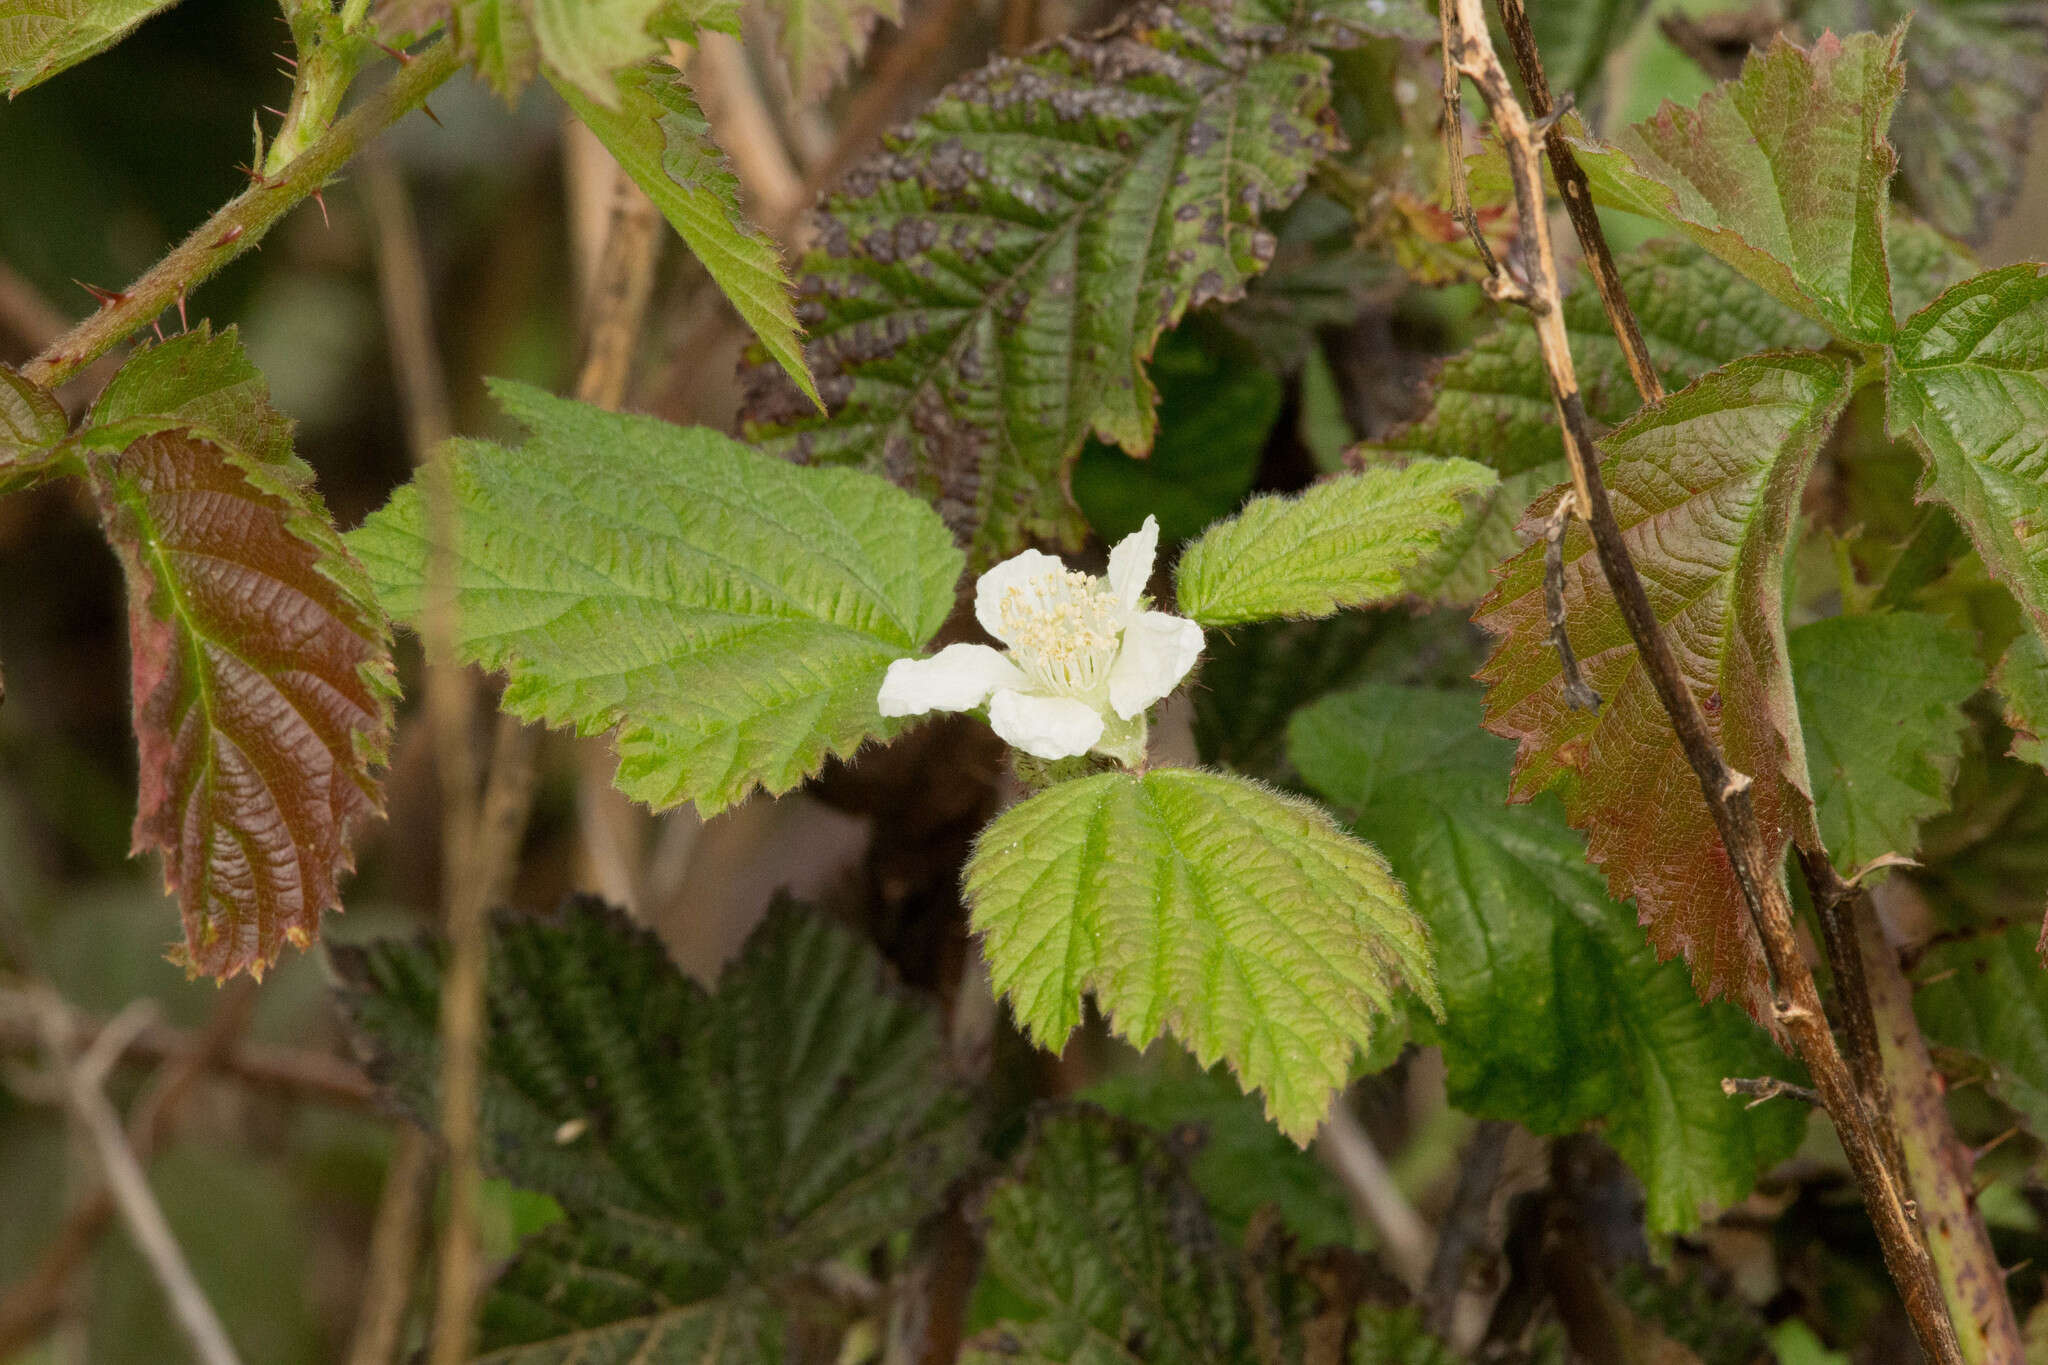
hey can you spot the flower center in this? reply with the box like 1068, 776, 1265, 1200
998, 569, 1124, 697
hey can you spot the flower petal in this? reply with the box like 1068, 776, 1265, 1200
1107, 514, 1161, 610
1108, 610, 1204, 718
974, 549, 1069, 645
878, 644, 1027, 717
988, 689, 1105, 760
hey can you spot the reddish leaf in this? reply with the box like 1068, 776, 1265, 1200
92, 428, 394, 979
1475, 353, 1850, 1025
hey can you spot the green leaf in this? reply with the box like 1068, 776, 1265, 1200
1476, 352, 1852, 1025
764, 0, 901, 98
332, 897, 980, 1362
1995, 632, 2048, 770
1888, 213, 1981, 321
350, 381, 961, 815
1288, 685, 1806, 1233
1789, 613, 1983, 870
1401, 466, 1554, 608
0, 362, 66, 476
1799, 0, 2048, 243
1522, 0, 1652, 99
84, 333, 394, 981
0, 0, 176, 94
529, 0, 669, 107
1914, 919, 2048, 1139
1071, 326, 1280, 547
742, 0, 1341, 567
554, 62, 818, 406
456, 0, 541, 96
1571, 31, 1905, 341
1174, 458, 1495, 627
1367, 239, 1829, 479
964, 766, 1437, 1142
1885, 263, 2048, 654
389, 0, 701, 100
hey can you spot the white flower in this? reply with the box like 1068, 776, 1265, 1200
878, 516, 1204, 764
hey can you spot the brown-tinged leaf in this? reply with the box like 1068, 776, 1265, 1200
87, 371, 393, 978
1475, 352, 1851, 1025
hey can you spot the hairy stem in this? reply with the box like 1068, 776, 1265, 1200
1855, 884, 2024, 1365
20, 39, 460, 391
1440, 4, 1961, 1359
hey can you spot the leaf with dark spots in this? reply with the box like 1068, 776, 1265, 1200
742, 0, 1342, 566
1475, 352, 1852, 1027
93, 424, 393, 980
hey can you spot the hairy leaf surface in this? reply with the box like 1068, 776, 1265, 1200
0, 362, 66, 478
1174, 458, 1494, 626
379, 0, 726, 100
334, 897, 979, 1363
1885, 264, 2048, 652
765, 0, 901, 98
350, 381, 961, 815
1572, 32, 1904, 341
1290, 685, 1805, 1232
1914, 919, 2048, 1139
1476, 352, 1851, 1025
555, 62, 817, 404
80, 333, 392, 980
743, 0, 1341, 566
965, 767, 1437, 1142
0, 0, 176, 93
1789, 613, 1982, 870
1800, 0, 2048, 243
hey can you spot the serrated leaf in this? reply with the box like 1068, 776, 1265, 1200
394, 0, 696, 100
765, 0, 901, 99
964, 766, 1437, 1142
1400, 466, 1554, 607
83, 337, 392, 980
1789, 613, 1983, 870
1801, 0, 2048, 243
1289, 685, 1805, 1232
0, 0, 176, 93
1914, 920, 2048, 1139
0, 362, 66, 477
350, 380, 961, 815
530, 0, 673, 106
1476, 352, 1852, 1025
332, 897, 980, 1362
1571, 31, 1905, 341
555, 62, 817, 405
1174, 458, 1495, 626
1996, 632, 2048, 770
1367, 239, 1829, 479
1885, 263, 2048, 656
742, 0, 1340, 567
457, 0, 540, 95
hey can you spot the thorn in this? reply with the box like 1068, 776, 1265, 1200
151, 320, 164, 342
74, 280, 126, 308
214, 223, 246, 249
276, 51, 298, 69
1530, 91, 1577, 136
420, 101, 443, 129
1722, 1075, 1821, 1108
375, 40, 412, 64
2005, 1259, 2034, 1282
311, 188, 330, 228
1971, 1125, 2022, 1164
1916, 966, 1960, 988
1721, 767, 1754, 799
262, 104, 287, 119
175, 291, 189, 332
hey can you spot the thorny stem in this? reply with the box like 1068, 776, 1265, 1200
265, 9, 371, 177
1440, 3, 1963, 1360
20, 38, 460, 391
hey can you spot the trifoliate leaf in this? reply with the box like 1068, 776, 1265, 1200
554, 62, 817, 406
1799, 0, 2048, 243
1174, 459, 1495, 626
1367, 239, 1830, 479
1913, 920, 2048, 1140
0, 0, 177, 93
82, 333, 393, 981
964, 766, 1437, 1142
333, 897, 980, 1362
1476, 352, 1852, 1026
1995, 632, 2048, 770
1571, 31, 1905, 342
1289, 685, 1805, 1233
1789, 613, 1983, 871
0, 362, 66, 480
764, 0, 901, 99
742, 0, 1341, 567
351, 381, 960, 815
1885, 264, 2048, 655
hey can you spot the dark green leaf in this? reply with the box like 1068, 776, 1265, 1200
1289, 685, 1806, 1232
1995, 632, 2048, 770
1914, 920, 2048, 1139
332, 897, 981, 1362
1789, 612, 1983, 870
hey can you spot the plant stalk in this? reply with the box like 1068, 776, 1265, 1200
20, 39, 460, 392
1443, 3, 1961, 1358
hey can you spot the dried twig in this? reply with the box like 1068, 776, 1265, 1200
1317, 1101, 1433, 1292
1440, 4, 1961, 1358
1542, 494, 1601, 711
63, 1004, 243, 1365
1721, 1076, 1822, 1108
